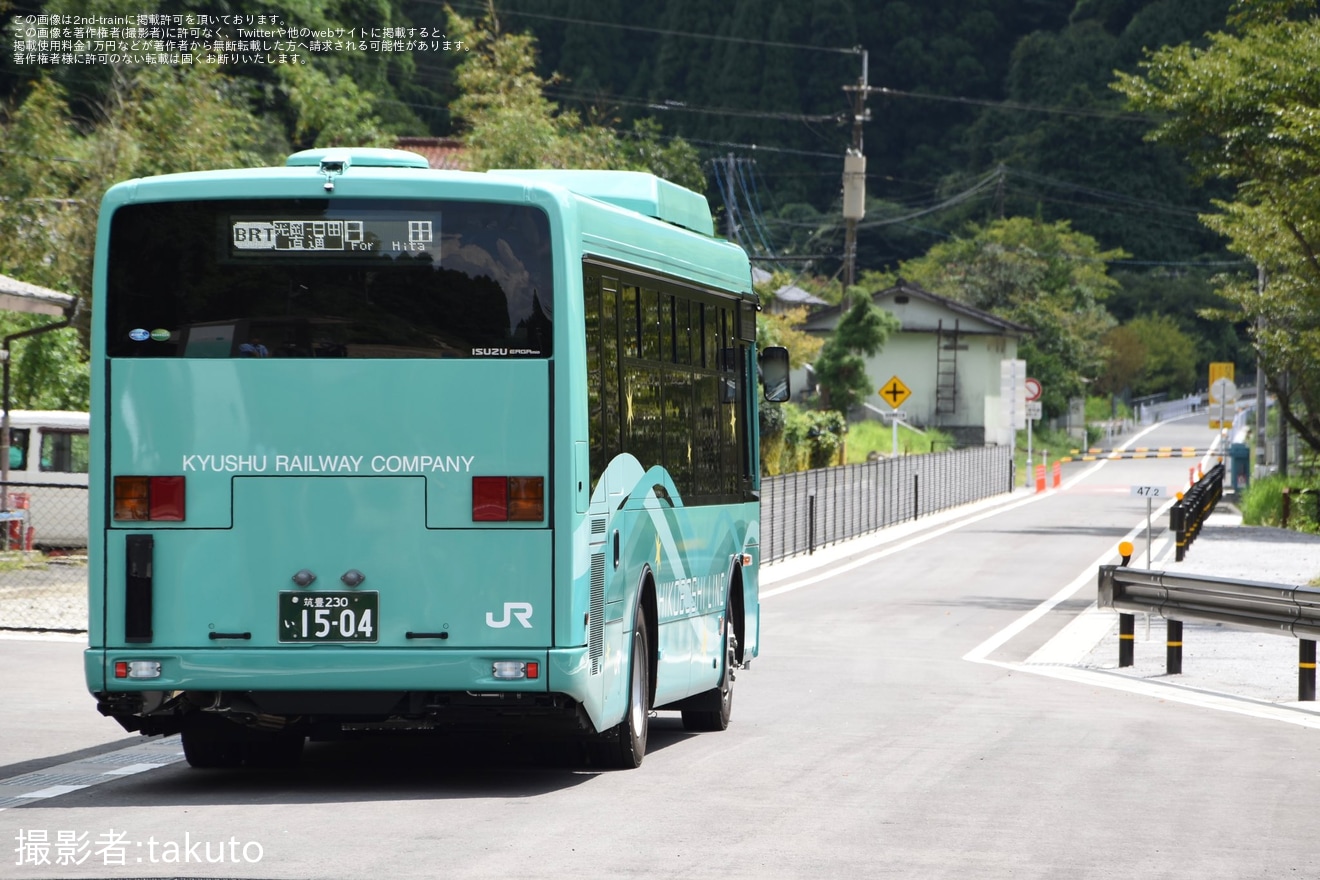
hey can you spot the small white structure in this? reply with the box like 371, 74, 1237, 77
752, 267, 829, 315
801, 279, 1031, 446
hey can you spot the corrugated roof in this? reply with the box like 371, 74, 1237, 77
394, 136, 469, 170
752, 267, 828, 308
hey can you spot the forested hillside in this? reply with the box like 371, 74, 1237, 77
489, 0, 1233, 264
0, 0, 1265, 406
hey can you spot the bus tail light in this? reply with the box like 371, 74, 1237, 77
508, 477, 544, 521
472, 477, 543, 522
114, 476, 186, 521
114, 660, 161, 679
492, 660, 539, 680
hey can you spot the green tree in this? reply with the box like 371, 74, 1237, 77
1097, 324, 1147, 397
898, 216, 1122, 417
814, 294, 900, 414
1113, 2, 1320, 453
1108, 267, 1247, 375
0, 64, 277, 410
1128, 314, 1198, 396
446, 5, 703, 191
278, 62, 395, 150
753, 271, 824, 370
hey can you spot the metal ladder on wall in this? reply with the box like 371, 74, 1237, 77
935, 318, 960, 417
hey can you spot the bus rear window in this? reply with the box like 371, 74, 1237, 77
105, 199, 553, 358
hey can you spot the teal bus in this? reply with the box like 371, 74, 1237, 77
86, 148, 789, 769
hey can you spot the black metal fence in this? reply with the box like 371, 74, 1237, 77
1170, 463, 1223, 561
0, 482, 88, 633
0, 451, 1016, 630
761, 445, 1014, 564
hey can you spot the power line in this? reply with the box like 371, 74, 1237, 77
437, 0, 862, 56
1006, 167, 1203, 216
870, 86, 1152, 123
541, 87, 844, 124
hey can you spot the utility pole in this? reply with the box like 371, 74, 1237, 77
841, 49, 869, 301
1256, 265, 1267, 473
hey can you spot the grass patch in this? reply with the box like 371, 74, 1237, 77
1240, 474, 1320, 533
843, 419, 956, 462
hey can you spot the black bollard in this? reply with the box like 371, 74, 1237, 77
1119, 613, 1135, 668
1301, 640, 1316, 702
1166, 620, 1182, 675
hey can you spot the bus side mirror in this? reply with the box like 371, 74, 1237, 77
760, 347, 790, 403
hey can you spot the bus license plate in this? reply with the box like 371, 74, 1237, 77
278, 592, 378, 643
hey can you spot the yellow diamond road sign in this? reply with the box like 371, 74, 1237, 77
879, 375, 911, 409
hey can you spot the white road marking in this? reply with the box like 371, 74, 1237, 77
961, 427, 1320, 728
17, 783, 90, 799
103, 763, 169, 776
766, 415, 1309, 728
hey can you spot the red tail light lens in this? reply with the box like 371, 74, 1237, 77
148, 476, 186, 521
472, 477, 508, 521
472, 477, 544, 522
114, 476, 186, 521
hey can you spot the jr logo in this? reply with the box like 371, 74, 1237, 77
486, 602, 534, 629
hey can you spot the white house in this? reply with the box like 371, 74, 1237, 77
799, 279, 1031, 446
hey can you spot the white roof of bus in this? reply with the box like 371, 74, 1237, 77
4, 410, 89, 429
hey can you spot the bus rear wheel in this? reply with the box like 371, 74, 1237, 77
681, 618, 736, 732
182, 719, 304, 769
181, 721, 244, 769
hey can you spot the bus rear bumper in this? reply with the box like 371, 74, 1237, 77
88, 646, 600, 736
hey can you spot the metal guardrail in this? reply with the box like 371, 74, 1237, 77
761, 445, 1013, 564
1169, 463, 1223, 561
1098, 564, 1320, 699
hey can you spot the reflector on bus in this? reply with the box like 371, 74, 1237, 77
113, 476, 186, 521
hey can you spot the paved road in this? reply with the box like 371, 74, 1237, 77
3, 414, 1317, 879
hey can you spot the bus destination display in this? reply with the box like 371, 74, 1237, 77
230, 215, 438, 259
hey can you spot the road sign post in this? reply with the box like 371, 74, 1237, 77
1027, 416, 1031, 488
879, 376, 911, 458
1024, 378, 1042, 489
1131, 485, 1167, 568
1208, 370, 1237, 432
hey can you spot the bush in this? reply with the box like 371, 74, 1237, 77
759, 404, 850, 473
805, 410, 846, 469
1085, 396, 1132, 422
1240, 474, 1320, 533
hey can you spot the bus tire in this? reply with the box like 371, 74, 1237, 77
598, 605, 651, 769
245, 732, 305, 769
681, 611, 736, 732
181, 722, 244, 769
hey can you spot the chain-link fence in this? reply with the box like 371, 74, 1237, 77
761, 445, 1014, 564
0, 482, 88, 633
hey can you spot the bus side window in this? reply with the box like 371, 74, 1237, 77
40, 430, 89, 473
7, 429, 30, 471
